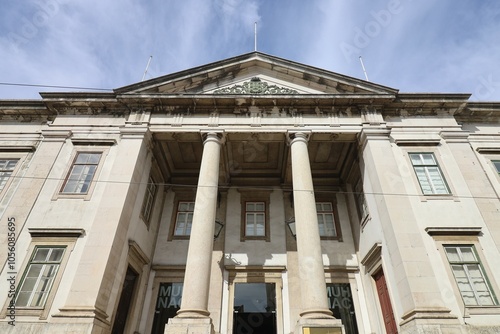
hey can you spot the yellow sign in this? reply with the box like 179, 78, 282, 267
303, 327, 343, 334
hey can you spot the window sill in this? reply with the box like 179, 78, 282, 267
240, 236, 270, 242
171, 235, 190, 240
420, 194, 459, 202
2, 307, 44, 318
360, 214, 371, 230
320, 236, 342, 242
52, 192, 93, 201
465, 305, 500, 316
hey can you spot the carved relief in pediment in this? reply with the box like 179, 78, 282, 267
213, 77, 298, 95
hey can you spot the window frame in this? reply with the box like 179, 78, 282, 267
0, 232, 79, 320
239, 190, 271, 242
55, 147, 108, 200
444, 244, 498, 307
409, 152, 451, 196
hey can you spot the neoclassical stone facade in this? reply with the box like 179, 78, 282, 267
1, 52, 500, 334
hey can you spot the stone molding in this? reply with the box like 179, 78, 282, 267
425, 226, 482, 236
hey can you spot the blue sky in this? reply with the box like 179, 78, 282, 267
1, 0, 500, 100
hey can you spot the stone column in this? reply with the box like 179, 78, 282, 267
167, 132, 223, 334
289, 132, 333, 319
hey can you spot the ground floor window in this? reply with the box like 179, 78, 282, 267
444, 245, 498, 306
326, 283, 359, 334
16, 246, 65, 308
151, 282, 183, 334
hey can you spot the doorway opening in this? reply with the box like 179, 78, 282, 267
373, 269, 398, 334
111, 266, 139, 334
233, 283, 277, 334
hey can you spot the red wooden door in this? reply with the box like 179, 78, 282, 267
373, 270, 398, 334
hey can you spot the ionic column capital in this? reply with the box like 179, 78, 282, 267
287, 130, 311, 145
201, 131, 225, 145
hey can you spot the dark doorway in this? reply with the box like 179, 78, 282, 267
233, 283, 277, 334
111, 266, 139, 334
373, 270, 398, 334
151, 282, 183, 334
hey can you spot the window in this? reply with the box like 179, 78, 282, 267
141, 176, 157, 224
409, 153, 450, 195
61, 152, 102, 194
239, 190, 271, 241
315, 197, 342, 240
0, 159, 19, 192
326, 283, 359, 334
493, 160, 500, 175
245, 202, 266, 236
174, 202, 194, 236
15, 246, 65, 308
317, 202, 337, 237
444, 245, 498, 306
354, 179, 369, 222
151, 283, 183, 334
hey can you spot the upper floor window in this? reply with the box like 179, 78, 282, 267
141, 176, 157, 224
444, 245, 498, 306
353, 179, 369, 222
174, 201, 194, 236
409, 153, 450, 195
0, 159, 19, 192
16, 246, 65, 308
239, 190, 271, 241
316, 202, 337, 237
61, 152, 102, 194
245, 202, 266, 237
493, 160, 500, 175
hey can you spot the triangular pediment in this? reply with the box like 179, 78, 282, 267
115, 52, 398, 96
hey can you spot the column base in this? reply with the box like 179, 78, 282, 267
300, 308, 335, 319
164, 317, 214, 334
176, 308, 211, 317
294, 318, 345, 334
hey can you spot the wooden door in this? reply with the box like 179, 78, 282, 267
373, 270, 398, 334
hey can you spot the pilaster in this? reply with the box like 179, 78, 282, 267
358, 127, 460, 328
